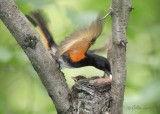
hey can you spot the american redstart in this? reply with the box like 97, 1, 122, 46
26, 11, 112, 78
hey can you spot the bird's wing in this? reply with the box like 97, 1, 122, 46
56, 15, 103, 62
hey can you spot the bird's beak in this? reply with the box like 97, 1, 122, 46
104, 71, 112, 79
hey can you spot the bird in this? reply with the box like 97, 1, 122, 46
26, 11, 112, 77
72, 75, 87, 82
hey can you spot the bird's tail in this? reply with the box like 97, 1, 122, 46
26, 11, 57, 52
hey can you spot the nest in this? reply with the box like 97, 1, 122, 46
70, 76, 112, 114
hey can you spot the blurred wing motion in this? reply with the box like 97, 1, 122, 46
89, 37, 112, 53
56, 15, 104, 62
26, 11, 56, 50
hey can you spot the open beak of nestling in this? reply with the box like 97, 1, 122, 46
72, 76, 87, 82
72, 77, 78, 82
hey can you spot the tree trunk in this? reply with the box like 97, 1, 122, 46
0, 0, 132, 113
110, 0, 132, 114
0, 0, 71, 113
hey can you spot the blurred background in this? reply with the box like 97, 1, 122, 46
0, 0, 160, 114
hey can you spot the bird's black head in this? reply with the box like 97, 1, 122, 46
67, 53, 112, 76
86, 53, 112, 76
95, 56, 111, 76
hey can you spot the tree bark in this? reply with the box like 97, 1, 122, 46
0, 0, 71, 113
110, 0, 132, 114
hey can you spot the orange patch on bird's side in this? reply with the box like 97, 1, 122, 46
65, 45, 89, 62
69, 51, 86, 62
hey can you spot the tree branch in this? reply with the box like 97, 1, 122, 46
110, 0, 132, 114
0, 0, 71, 113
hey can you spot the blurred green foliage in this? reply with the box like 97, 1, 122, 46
0, 0, 160, 114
